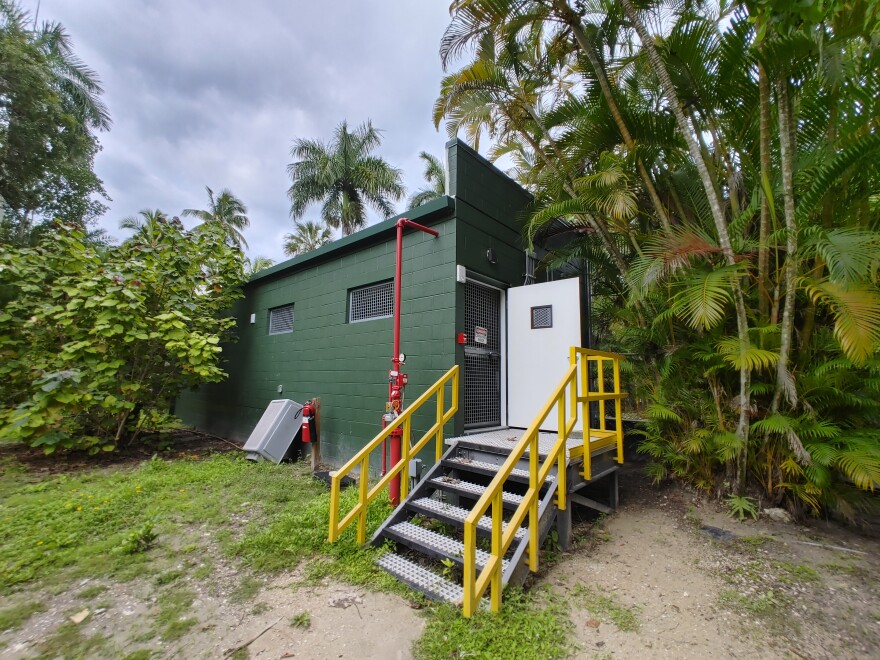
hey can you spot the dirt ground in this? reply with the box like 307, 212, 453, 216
4, 568, 424, 659
3, 458, 878, 659
542, 463, 880, 659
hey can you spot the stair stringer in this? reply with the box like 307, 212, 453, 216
502, 476, 560, 587
369, 449, 452, 546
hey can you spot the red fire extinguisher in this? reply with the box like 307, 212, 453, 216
302, 401, 315, 443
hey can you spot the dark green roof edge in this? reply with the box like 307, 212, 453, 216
248, 195, 456, 284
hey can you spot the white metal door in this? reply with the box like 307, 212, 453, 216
507, 278, 581, 431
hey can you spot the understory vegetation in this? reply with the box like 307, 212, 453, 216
438, 0, 880, 521
0, 222, 247, 453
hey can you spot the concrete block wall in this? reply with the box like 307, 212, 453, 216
177, 140, 536, 468
176, 210, 457, 468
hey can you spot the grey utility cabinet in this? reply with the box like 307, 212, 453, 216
243, 399, 303, 463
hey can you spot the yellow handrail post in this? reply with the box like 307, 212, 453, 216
436, 385, 445, 462
463, 522, 476, 617
401, 416, 412, 501
328, 475, 340, 543
491, 492, 503, 612
528, 432, 539, 572
557, 384, 567, 511
613, 356, 624, 464
580, 354, 592, 481
358, 456, 369, 544
598, 358, 607, 433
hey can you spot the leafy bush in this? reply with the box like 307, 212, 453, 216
0, 221, 246, 451
116, 522, 158, 555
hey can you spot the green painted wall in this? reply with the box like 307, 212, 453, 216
446, 139, 534, 434
177, 140, 535, 467
176, 200, 458, 468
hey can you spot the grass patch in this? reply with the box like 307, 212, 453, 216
775, 561, 820, 584
0, 455, 326, 594
415, 588, 573, 660
738, 534, 773, 548
572, 583, 640, 632
77, 583, 107, 600
230, 575, 263, 603
34, 622, 110, 658
153, 586, 198, 641
231, 485, 408, 595
289, 611, 311, 629
719, 588, 789, 616
0, 600, 46, 631
121, 651, 155, 660
154, 569, 184, 586
251, 602, 271, 616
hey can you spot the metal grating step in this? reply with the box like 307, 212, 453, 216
407, 497, 526, 540
428, 477, 523, 508
444, 456, 555, 484
376, 552, 463, 604
386, 522, 510, 573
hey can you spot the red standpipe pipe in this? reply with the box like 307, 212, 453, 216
387, 218, 439, 506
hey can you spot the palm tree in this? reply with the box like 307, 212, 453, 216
287, 120, 405, 236
408, 152, 447, 208
245, 256, 275, 276
182, 186, 250, 249
119, 209, 170, 248
283, 221, 333, 257
0, 1, 111, 133
36, 19, 111, 133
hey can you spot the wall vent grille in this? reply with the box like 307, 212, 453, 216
268, 304, 294, 335
349, 281, 394, 323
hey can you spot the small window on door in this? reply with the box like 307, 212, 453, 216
268, 304, 294, 335
531, 305, 553, 329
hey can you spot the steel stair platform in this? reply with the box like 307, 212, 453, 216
371, 439, 566, 604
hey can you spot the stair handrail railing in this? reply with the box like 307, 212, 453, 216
461, 347, 626, 617
572, 347, 628, 481
328, 365, 459, 545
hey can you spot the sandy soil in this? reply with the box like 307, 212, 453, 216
541, 464, 880, 659
4, 570, 424, 659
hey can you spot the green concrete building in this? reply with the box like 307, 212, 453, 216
177, 139, 584, 467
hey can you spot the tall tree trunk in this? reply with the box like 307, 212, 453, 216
770, 76, 811, 465
552, 0, 673, 234
619, 0, 752, 494
758, 63, 773, 321
771, 76, 797, 413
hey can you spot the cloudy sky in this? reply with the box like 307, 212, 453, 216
29, 0, 456, 263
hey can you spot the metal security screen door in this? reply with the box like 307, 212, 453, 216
464, 280, 502, 429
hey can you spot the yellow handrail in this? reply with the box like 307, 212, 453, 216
327, 365, 459, 544
573, 347, 628, 481
461, 348, 627, 617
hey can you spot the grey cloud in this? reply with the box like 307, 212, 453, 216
30, 0, 453, 262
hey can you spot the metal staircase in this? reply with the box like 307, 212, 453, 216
370, 440, 560, 604
328, 347, 627, 617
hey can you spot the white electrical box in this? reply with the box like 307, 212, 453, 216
243, 399, 303, 463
